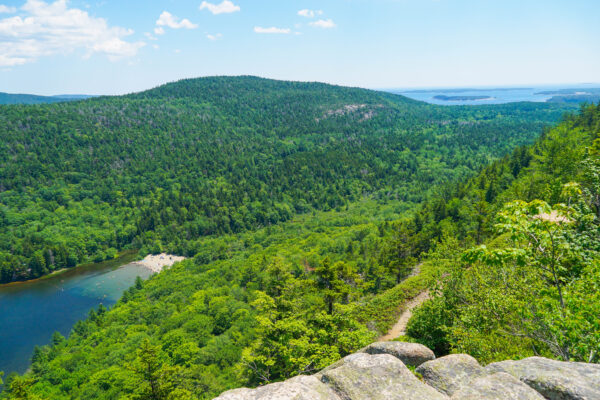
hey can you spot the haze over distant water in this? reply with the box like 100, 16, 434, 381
390, 84, 600, 105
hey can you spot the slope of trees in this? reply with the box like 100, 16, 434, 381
1, 80, 596, 399
405, 104, 600, 363
0, 77, 571, 283
0, 201, 415, 399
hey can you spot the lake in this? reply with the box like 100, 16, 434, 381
0, 255, 152, 376
389, 84, 599, 105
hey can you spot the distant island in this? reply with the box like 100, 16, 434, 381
535, 88, 600, 95
536, 88, 600, 104
546, 94, 600, 104
433, 94, 493, 101
404, 87, 532, 94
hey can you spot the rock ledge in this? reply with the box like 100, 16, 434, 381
214, 342, 600, 400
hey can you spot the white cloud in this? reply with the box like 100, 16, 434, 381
199, 0, 239, 15
297, 9, 322, 18
0, 53, 26, 66
155, 11, 197, 32
309, 18, 336, 29
0, 0, 144, 66
254, 26, 290, 34
297, 9, 314, 18
0, 4, 16, 13
144, 32, 157, 41
206, 33, 222, 41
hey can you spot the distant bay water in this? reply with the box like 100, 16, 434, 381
0, 256, 151, 376
388, 84, 600, 105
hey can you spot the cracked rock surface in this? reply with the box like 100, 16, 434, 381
486, 357, 600, 400
214, 342, 600, 400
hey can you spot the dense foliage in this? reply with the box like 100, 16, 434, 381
2, 78, 595, 400
406, 104, 600, 363
0, 77, 570, 283
1, 201, 435, 399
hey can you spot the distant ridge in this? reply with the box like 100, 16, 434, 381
52, 94, 95, 100
0, 92, 94, 105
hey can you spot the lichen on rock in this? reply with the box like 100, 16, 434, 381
213, 344, 600, 400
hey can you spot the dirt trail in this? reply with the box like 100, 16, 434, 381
378, 263, 429, 341
379, 290, 430, 341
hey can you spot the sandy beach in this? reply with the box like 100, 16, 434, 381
132, 253, 186, 273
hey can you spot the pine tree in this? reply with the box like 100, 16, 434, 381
131, 339, 176, 400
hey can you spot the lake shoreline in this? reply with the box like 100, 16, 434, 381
131, 253, 186, 273
0, 250, 140, 288
0, 251, 154, 375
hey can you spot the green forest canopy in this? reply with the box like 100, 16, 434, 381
3, 78, 600, 400
0, 76, 572, 283
5, 103, 596, 400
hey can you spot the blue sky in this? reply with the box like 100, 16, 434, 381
0, 0, 598, 95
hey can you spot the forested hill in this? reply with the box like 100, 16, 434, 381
0, 76, 571, 283
130, 76, 420, 104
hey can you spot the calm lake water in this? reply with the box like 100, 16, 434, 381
390, 84, 599, 105
0, 258, 152, 376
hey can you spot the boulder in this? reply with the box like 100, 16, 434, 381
486, 356, 600, 400
450, 372, 545, 400
213, 346, 600, 400
214, 375, 340, 400
214, 388, 254, 400
361, 341, 436, 368
416, 354, 486, 396
320, 352, 448, 400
